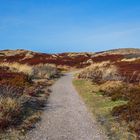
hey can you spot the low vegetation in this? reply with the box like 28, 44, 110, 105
76, 52, 140, 139
0, 63, 59, 139
0, 62, 33, 76
0, 50, 93, 69
0, 62, 59, 79
77, 61, 120, 83
33, 64, 59, 79
0, 48, 140, 139
73, 79, 135, 139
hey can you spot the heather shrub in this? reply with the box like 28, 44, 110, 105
0, 74, 31, 87
115, 61, 140, 83
99, 81, 126, 100
108, 84, 140, 138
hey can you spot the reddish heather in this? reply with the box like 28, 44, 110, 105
92, 54, 124, 62
90, 54, 140, 83
0, 52, 91, 68
0, 66, 30, 87
4, 53, 26, 63
115, 61, 140, 83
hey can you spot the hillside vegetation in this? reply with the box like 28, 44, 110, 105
0, 57, 60, 139
76, 48, 140, 139
0, 49, 93, 69
0, 48, 140, 139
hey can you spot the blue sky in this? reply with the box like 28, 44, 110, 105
0, 0, 140, 53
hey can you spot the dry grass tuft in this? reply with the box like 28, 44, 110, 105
0, 97, 22, 129
77, 61, 120, 83
33, 64, 59, 79
0, 62, 33, 76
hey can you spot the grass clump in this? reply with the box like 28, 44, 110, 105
0, 97, 22, 129
33, 64, 59, 79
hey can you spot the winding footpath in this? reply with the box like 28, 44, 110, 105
25, 73, 107, 140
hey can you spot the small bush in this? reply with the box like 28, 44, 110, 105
0, 97, 22, 129
33, 64, 59, 79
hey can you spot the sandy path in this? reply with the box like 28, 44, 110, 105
25, 73, 107, 140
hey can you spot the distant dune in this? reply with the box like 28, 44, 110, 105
0, 48, 139, 69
